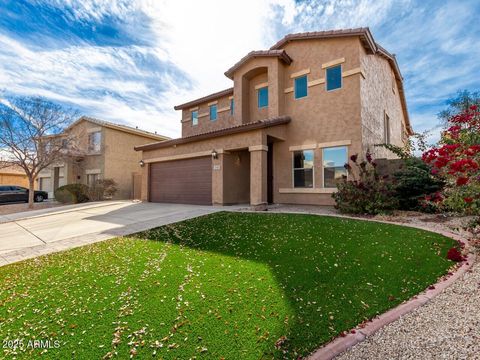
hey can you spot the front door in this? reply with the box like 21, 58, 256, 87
267, 142, 274, 204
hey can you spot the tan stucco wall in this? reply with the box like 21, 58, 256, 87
222, 150, 250, 204
360, 46, 408, 159
103, 127, 157, 199
181, 93, 235, 138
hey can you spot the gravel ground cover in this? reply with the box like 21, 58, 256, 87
0, 201, 60, 216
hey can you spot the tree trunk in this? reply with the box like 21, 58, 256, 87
28, 177, 35, 209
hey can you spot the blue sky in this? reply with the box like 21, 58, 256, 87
0, 0, 479, 141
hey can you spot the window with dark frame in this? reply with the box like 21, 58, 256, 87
294, 75, 308, 99
209, 105, 217, 121
293, 150, 314, 188
257, 87, 268, 108
191, 110, 198, 126
326, 65, 342, 91
323, 146, 347, 188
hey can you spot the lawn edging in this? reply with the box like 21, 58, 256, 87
243, 210, 475, 360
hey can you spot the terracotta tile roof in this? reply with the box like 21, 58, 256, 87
269, 27, 377, 53
135, 116, 291, 151
69, 116, 170, 141
173, 88, 233, 111
224, 50, 293, 79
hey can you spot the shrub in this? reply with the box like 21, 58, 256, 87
446, 247, 463, 262
392, 158, 445, 211
54, 184, 89, 204
332, 152, 398, 215
87, 179, 118, 201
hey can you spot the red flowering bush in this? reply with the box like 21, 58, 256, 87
422, 105, 480, 215
333, 151, 398, 215
446, 247, 464, 262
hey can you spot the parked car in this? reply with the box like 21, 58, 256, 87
0, 186, 48, 204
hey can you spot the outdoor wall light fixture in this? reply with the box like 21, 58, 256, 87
139, 160, 145, 167
211, 150, 218, 160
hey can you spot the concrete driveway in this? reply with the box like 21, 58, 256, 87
0, 201, 228, 266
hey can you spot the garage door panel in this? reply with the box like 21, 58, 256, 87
149, 157, 212, 205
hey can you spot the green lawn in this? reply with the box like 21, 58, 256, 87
0, 212, 455, 359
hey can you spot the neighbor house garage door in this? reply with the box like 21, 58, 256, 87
149, 157, 212, 205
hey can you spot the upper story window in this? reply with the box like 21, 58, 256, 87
257, 86, 268, 108
293, 150, 314, 188
323, 146, 347, 188
191, 110, 198, 126
209, 105, 217, 121
326, 65, 342, 91
294, 75, 308, 99
230, 99, 234, 115
88, 131, 101, 153
384, 113, 391, 144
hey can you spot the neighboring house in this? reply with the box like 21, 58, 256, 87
135, 28, 413, 208
0, 164, 32, 188
37, 117, 169, 199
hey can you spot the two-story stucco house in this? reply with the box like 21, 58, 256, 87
37, 116, 169, 199
135, 28, 413, 208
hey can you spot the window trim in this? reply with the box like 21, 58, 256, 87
292, 149, 315, 188
322, 146, 348, 188
191, 110, 198, 126
88, 131, 102, 153
384, 112, 391, 144
257, 86, 268, 108
325, 64, 343, 92
209, 104, 217, 121
294, 75, 308, 100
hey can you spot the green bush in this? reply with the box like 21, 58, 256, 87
333, 153, 398, 215
54, 184, 89, 204
392, 158, 445, 211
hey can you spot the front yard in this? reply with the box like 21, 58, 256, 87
0, 212, 455, 358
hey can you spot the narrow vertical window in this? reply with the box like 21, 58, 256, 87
191, 110, 198, 126
293, 150, 314, 188
384, 113, 391, 144
257, 87, 268, 108
326, 65, 342, 91
209, 105, 217, 121
294, 75, 308, 99
323, 146, 348, 188
230, 99, 234, 115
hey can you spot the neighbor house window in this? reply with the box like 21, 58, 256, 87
191, 110, 198, 126
293, 150, 314, 188
294, 75, 308, 99
230, 99, 234, 115
258, 86, 268, 108
209, 105, 217, 121
326, 65, 342, 91
87, 173, 100, 186
88, 131, 101, 153
384, 113, 391, 144
323, 146, 347, 188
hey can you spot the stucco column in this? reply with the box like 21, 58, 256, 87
211, 152, 224, 206
140, 163, 149, 201
249, 145, 268, 210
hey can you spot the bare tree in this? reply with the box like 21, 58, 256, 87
0, 96, 79, 208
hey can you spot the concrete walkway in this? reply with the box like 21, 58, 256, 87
0, 201, 226, 267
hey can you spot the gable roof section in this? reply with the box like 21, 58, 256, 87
135, 116, 291, 151
68, 116, 170, 141
174, 87, 233, 111
224, 49, 293, 79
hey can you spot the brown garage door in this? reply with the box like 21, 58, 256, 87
149, 157, 212, 205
